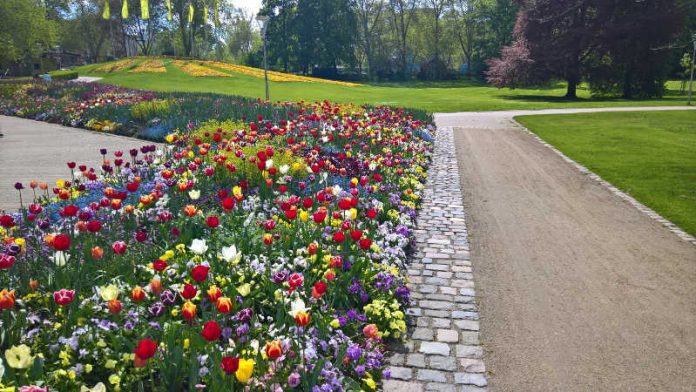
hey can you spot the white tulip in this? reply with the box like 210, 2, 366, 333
188, 239, 208, 255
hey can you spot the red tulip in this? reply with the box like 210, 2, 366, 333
312, 282, 327, 299
222, 197, 235, 211
0, 215, 15, 228
134, 338, 158, 363
53, 289, 75, 306
265, 340, 283, 359
288, 273, 304, 289
206, 216, 219, 228
201, 320, 222, 342
112, 241, 127, 255
221, 356, 240, 375
359, 238, 372, 250
0, 254, 15, 270
53, 234, 71, 251
191, 265, 210, 283
333, 231, 345, 243
86, 220, 101, 233
181, 283, 197, 300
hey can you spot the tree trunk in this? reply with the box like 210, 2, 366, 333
565, 78, 578, 99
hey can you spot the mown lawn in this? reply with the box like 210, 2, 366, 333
516, 110, 696, 237
73, 59, 690, 113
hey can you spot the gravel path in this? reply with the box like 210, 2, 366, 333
0, 116, 154, 212
441, 107, 696, 391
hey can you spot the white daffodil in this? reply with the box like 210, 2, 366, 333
189, 239, 208, 255
188, 189, 201, 200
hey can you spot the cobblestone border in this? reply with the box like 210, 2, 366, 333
384, 127, 488, 392
512, 118, 696, 247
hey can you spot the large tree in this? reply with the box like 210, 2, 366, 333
487, 0, 596, 98
0, 0, 58, 74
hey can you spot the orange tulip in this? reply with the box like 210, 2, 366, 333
182, 301, 197, 321
91, 246, 104, 260
216, 297, 233, 314
0, 289, 15, 310
294, 310, 310, 327
150, 278, 162, 295
184, 205, 197, 217
131, 286, 146, 302
265, 340, 283, 359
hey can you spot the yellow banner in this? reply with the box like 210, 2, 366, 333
122, 0, 128, 19
102, 0, 110, 19
141, 0, 149, 20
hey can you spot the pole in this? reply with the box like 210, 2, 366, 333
263, 28, 270, 102
688, 35, 696, 106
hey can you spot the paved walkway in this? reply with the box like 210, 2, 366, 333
385, 128, 487, 392
440, 107, 696, 391
0, 116, 153, 212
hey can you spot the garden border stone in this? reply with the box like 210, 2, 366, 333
384, 127, 487, 392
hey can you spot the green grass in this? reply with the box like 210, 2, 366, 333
73, 59, 691, 113
516, 110, 696, 237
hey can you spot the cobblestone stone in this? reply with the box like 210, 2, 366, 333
384, 128, 487, 391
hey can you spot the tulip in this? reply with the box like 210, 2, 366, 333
265, 340, 283, 359
0, 289, 15, 310
221, 356, 240, 375
191, 265, 209, 282
0, 254, 15, 269
235, 358, 255, 383
312, 282, 327, 299
107, 299, 122, 314
112, 241, 127, 255
153, 259, 168, 272
294, 310, 310, 327
182, 301, 197, 321
207, 285, 222, 303
205, 216, 219, 228
201, 320, 222, 341
53, 234, 71, 251
5, 344, 33, 369
181, 283, 198, 300
53, 289, 75, 306
131, 286, 146, 302
134, 338, 157, 367
216, 297, 233, 313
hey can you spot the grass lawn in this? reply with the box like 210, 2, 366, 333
73, 59, 690, 113
516, 110, 696, 237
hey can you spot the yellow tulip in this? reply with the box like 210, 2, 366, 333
235, 358, 255, 383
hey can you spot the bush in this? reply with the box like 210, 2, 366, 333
48, 70, 79, 81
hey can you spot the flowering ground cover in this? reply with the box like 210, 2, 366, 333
0, 100, 434, 391
0, 81, 300, 141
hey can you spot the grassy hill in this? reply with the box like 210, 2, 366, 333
74, 57, 690, 112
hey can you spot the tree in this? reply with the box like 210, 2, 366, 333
0, 0, 58, 74
388, 0, 417, 77
355, 0, 385, 80
587, 0, 683, 98
487, 0, 597, 98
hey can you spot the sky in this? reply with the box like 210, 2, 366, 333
236, 0, 263, 16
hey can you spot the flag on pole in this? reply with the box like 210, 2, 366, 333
122, 0, 128, 19
141, 0, 149, 19
102, 0, 110, 19
214, 0, 220, 26
166, 0, 172, 21
188, 3, 194, 23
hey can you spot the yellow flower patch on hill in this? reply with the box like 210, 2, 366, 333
129, 60, 166, 73
174, 60, 230, 77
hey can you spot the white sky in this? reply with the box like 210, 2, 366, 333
235, 0, 263, 16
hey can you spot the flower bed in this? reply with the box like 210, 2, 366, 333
129, 60, 167, 74
203, 61, 362, 87
174, 61, 231, 78
0, 81, 298, 141
0, 101, 434, 391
